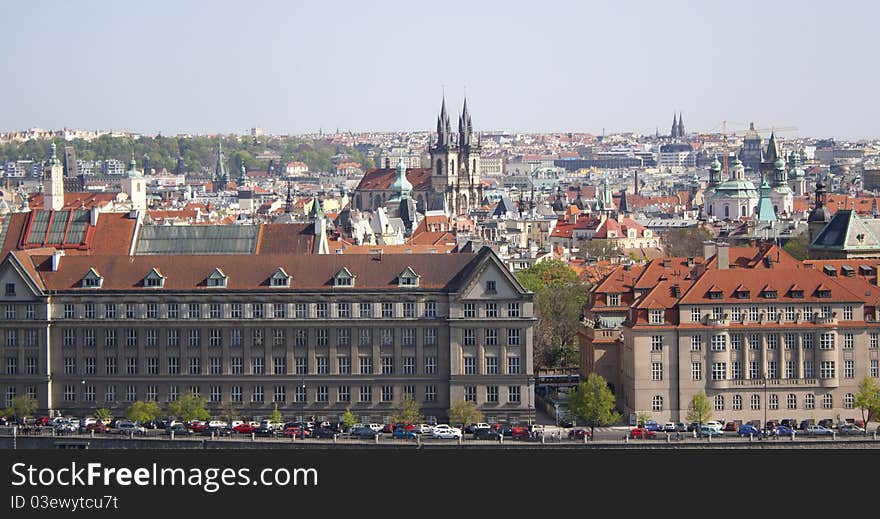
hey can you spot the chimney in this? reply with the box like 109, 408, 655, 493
90, 206, 100, 226
662, 258, 672, 269
686, 257, 695, 268
717, 242, 730, 270
702, 241, 716, 260
671, 284, 680, 297
51, 250, 65, 272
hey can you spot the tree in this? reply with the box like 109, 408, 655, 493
218, 402, 238, 424
448, 401, 484, 429
269, 403, 282, 423
854, 377, 880, 434
341, 408, 357, 432
686, 391, 712, 429
124, 401, 160, 424
390, 395, 424, 426
636, 412, 651, 428
516, 260, 590, 369
566, 373, 621, 438
660, 227, 714, 258
95, 408, 112, 423
582, 239, 622, 260
167, 394, 210, 422
782, 232, 810, 261
3, 395, 38, 420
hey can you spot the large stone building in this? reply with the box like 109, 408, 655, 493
580, 242, 880, 424
0, 245, 535, 425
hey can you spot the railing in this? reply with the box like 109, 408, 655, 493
730, 378, 819, 387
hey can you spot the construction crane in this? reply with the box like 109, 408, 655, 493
718, 121, 798, 178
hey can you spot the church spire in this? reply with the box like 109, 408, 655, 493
671, 113, 678, 138
214, 139, 228, 191
765, 131, 780, 163
677, 112, 685, 138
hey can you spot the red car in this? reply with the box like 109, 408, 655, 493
187, 422, 207, 432
85, 423, 110, 433
233, 423, 257, 434
511, 426, 530, 439
630, 427, 656, 439
281, 426, 311, 438
568, 428, 592, 440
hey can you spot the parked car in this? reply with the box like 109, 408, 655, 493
765, 420, 779, 431
723, 422, 737, 432
367, 423, 384, 432
233, 423, 257, 434
738, 424, 761, 437
473, 428, 502, 440
115, 422, 146, 435
254, 427, 278, 437
686, 422, 701, 432
804, 425, 834, 436
799, 419, 814, 431
674, 423, 688, 432
780, 419, 797, 429
312, 427, 338, 439
773, 425, 796, 437
350, 426, 381, 439
558, 418, 575, 428
393, 427, 417, 439
431, 424, 463, 439
837, 423, 865, 435
84, 423, 110, 433
166, 424, 194, 436
201, 426, 232, 437
662, 422, 677, 433
568, 428, 592, 440
510, 426, 531, 439
697, 425, 723, 438
818, 419, 834, 429
704, 421, 723, 432
55, 422, 78, 433
630, 427, 656, 439
643, 420, 663, 432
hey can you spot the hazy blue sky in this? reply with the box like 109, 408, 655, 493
3, 0, 878, 139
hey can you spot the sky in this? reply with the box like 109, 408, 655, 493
3, 0, 879, 140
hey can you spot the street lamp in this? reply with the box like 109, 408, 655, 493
528, 376, 534, 426
762, 372, 768, 437
300, 378, 306, 438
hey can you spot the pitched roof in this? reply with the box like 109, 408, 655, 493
679, 268, 863, 304
355, 168, 432, 192
255, 223, 315, 254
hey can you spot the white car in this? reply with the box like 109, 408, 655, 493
415, 424, 434, 434
228, 420, 243, 429
432, 424, 463, 439
115, 422, 146, 435
207, 420, 227, 429
367, 423, 383, 432
662, 422, 677, 432
704, 421, 723, 432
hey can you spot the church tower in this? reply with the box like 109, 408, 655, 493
120, 155, 147, 211
429, 95, 481, 215
213, 140, 228, 192
46, 142, 65, 211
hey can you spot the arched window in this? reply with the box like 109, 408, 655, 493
436, 159, 443, 176
724, 205, 730, 218
750, 394, 761, 410
741, 205, 747, 217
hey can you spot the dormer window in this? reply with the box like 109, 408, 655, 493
398, 267, 420, 288
607, 293, 620, 306
734, 285, 750, 299
817, 289, 832, 298
81, 268, 103, 289
270, 267, 291, 288
206, 268, 228, 288
761, 290, 778, 299
144, 268, 165, 288
789, 290, 804, 299
333, 267, 355, 287
707, 286, 723, 300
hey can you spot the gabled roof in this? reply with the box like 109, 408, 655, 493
354, 168, 433, 192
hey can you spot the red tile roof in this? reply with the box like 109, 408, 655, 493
28, 192, 118, 210
355, 168, 433, 191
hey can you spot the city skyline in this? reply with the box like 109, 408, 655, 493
3, 1, 879, 139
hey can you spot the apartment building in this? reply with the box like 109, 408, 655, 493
0, 246, 535, 424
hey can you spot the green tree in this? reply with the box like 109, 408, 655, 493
566, 373, 621, 438
218, 402, 238, 424
516, 260, 590, 369
854, 377, 880, 434
782, 232, 810, 261
341, 408, 357, 432
448, 401, 484, 429
167, 394, 210, 422
660, 226, 714, 258
124, 401, 160, 424
582, 239, 622, 260
686, 391, 713, 429
390, 395, 424, 425
95, 408, 112, 424
3, 395, 38, 420
269, 403, 282, 423
636, 412, 651, 428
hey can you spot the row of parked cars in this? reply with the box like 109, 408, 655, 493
630, 419, 872, 439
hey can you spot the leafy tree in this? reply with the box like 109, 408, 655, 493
218, 402, 238, 424
390, 395, 424, 425
167, 395, 210, 422
660, 226, 714, 258
448, 401, 484, 429
636, 412, 651, 427
516, 260, 590, 369
686, 391, 712, 428
566, 373, 621, 438
269, 403, 282, 423
582, 239, 622, 260
854, 377, 880, 434
95, 408, 112, 423
3, 396, 38, 420
341, 408, 357, 432
782, 232, 810, 261
124, 401, 160, 424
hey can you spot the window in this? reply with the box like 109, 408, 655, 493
25, 305, 35, 320
802, 333, 814, 349
425, 385, 436, 402
127, 357, 138, 375
230, 387, 242, 403
820, 305, 832, 319
463, 329, 476, 347
359, 386, 372, 403
382, 303, 394, 318
63, 329, 76, 347
651, 335, 663, 351
871, 332, 879, 349
749, 307, 759, 322
317, 386, 329, 403
784, 333, 796, 350
252, 303, 264, 319
750, 394, 761, 410
125, 385, 137, 402
786, 394, 797, 409
338, 356, 350, 375
338, 386, 350, 402
463, 303, 476, 318
230, 357, 243, 375
508, 356, 521, 374
273, 303, 286, 319
712, 307, 723, 321
63, 385, 76, 402
252, 386, 264, 403
819, 333, 835, 350
485, 280, 497, 294
767, 307, 778, 321
403, 356, 416, 375
710, 335, 726, 351
508, 329, 521, 346
358, 329, 371, 346
785, 361, 795, 379
359, 303, 373, 318
425, 302, 436, 318
804, 360, 814, 378
748, 334, 760, 350
337, 303, 351, 318
208, 303, 221, 319
691, 335, 703, 351
731, 306, 742, 322
730, 334, 742, 351
822, 393, 833, 409
317, 356, 329, 375
785, 306, 796, 322
487, 386, 499, 403
749, 362, 760, 380
768, 394, 779, 410
819, 361, 835, 379
424, 328, 437, 346
189, 357, 200, 375
380, 328, 394, 346
486, 356, 499, 375
63, 304, 75, 319
843, 333, 854, 349
425, 356, 436, 374
652, 395, 663, 411
360, 356, 373, 375
711, 362, 726, 381
805, 394, 815, 409
124, 303, 137, 319
508, 386, 521, 403
187, 303, 201, 319
465, 386, 477, 402
651, 362, 663, 381
401, 328, 415, 347
844, 360, 854, 379
485, 303, 498, 318
246, 329, 260, 347
167, 303, 179, 319
231, 304, 242, 319
104, 304, 117, 319
508, 303, 520, 317
732, 394, 742, 411
692, 362, 702, 381
714, 395, 724, 411
63, 357, 76, 375
187, 329, 200, 348
295, 385, 306, 403
25, 357, 37, 375
4, 283, 14, 296
145, 329, 158, 347
381, 385, 393, 402
337, 328, 350, 347
209, 329, 222, 348
871, 359, 879, 378
483, 328, 499, 347
316, 303, 329, 319
731, 361, 742, 380
403, 302, 416, 318
4, 330, 16, 348
209, 386, 221, 403
209, 357, 221, 375
608, 293, 621, 307
295, 357, 307, 375
766, 334, 778, 350
649, 309, 664, 324
463, 356, 476, 375
315, 329, 328, 347
844, 393, 855, 409
4, 306, 14, 320
250, 357, 264, 375
768, 361, 778, 379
